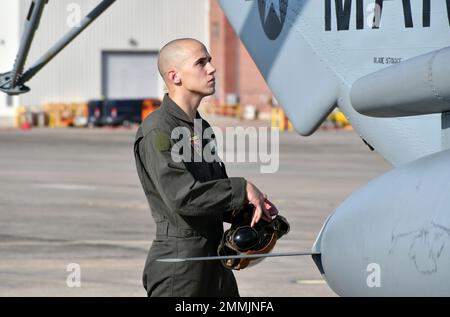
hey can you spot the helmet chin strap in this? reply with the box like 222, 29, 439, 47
156, 251, 319, 263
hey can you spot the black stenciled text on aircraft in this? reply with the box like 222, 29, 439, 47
325, 0, 450, 31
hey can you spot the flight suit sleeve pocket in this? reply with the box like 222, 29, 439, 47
155, 221, 168, 239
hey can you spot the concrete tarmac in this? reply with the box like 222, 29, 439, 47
0, 116, 391, 297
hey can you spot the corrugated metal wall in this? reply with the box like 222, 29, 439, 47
16, 0, 208, 107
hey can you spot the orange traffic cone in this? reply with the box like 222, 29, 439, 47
20, 122, 32, 130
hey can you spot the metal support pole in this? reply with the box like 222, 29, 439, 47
10, 0, 49, 87
18, 0, 116, 85
0, 0, 116, 95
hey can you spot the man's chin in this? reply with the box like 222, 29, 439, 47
204, 87, 215, 96
194, 87, 215, 98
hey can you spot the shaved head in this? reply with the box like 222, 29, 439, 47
156, 38, 216, 100
157, 38, 205, 84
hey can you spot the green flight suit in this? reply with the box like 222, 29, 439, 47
134, 94, 246, 297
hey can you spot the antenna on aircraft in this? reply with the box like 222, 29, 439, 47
0, 0, 116, 96
157, 251, 319, 263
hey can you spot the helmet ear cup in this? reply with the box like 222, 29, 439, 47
217, 239, 239, 270
271, 215, 290, 238
231, 227, 259, 251
218, 204, 290, 270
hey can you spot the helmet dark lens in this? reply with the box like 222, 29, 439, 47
233, 227, 259, 251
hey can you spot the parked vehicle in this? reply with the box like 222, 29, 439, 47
87, 98, 161, 127
101, 99, 143, 126
87, 100, 104, 127
142, 98, 161, 121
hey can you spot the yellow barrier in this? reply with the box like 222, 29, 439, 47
271, 107, 293, 131
15, 106, 27, 128
43, 102, 88, 128
202, 103, 241, 117
326, 110, 351, 129
220, 104, 241, 117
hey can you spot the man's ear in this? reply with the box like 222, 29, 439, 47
174, 73, 181, 84
168, 70, 181, 85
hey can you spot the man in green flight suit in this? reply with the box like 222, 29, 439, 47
134, 38, 278, 297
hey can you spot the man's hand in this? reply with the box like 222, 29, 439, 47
246, 181, 275, 227
264, 198, 279, 217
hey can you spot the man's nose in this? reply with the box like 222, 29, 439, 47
207, 62, 216, 75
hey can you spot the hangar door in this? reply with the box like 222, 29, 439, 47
102, 51, 159, 99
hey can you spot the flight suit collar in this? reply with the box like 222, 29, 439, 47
162, 94, 201, 125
